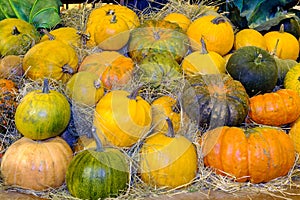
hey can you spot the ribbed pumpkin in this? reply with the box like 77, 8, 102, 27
128, 19, 189, 63
181, 38, 226, 75
284, 63, 300, 95
140, 118, 197, 188
182, 73, 249, 130
163, 12, 191, 32
0, 18, 40, 56
15, 79, 71, 140
234, 28, 267, 50
66, 71, 104, 106
0, 55, 23, 79
226, 46, 277, 96
289, 117, 300, 154
66, 129, 129, 200
187, 15, 234, 56
248, 89, 300, 126
202, 126, 295, 183
93, 88, 152, 147
85, 4, 140, 49
1, 136, 73, 191
23, 39, 79, 83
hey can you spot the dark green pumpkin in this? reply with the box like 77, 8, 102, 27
14, 79, 71, 140
128, 19, 189, 63
135, 52, 183, 92
66, 130, 129, 200
226, 46, 277, 96
182, 73, 249, 130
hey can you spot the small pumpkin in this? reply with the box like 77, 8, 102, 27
1, 136, 73, 191
23, 39, 79, 83
248, 89, 300, 126
163, 12, 191, 32
0, 55, 23, 79
93, 87, 152, 147
66, 128, 129, 200
226, 46, 278, 96
15, 79, 71, 140
0, 18, 40, 56
284, 63, 300, 95
234, 28, 267, 50
202, 126, 295, 183
181, 38, 226, 75
187, 15, 234, 56
66, 71, 105, 106
140, 118, 198, 188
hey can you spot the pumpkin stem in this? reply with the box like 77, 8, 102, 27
40, 28, 55, 40
127, 84, 143, 100
62, 64, 75, 75
111, 14, 117, 23
42, 78, 50, 94
200, 37, 208, 54
211, 16, 226, 25
279, 24, 285, 33
12, 26, 20, 35
94, 79, 102, 89
166, 117, 175, 138
91, 126, 104, 152
254, 54, 263, 65
107, 9, 115, 15
77, 31, 90, 46
270, 39, 280, 57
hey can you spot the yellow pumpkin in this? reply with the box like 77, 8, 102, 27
234, 29, 267, 50
163, 13, 191, 32
187, 15, 234, 56
181, 38, 226, 75
284, 63, 300, 95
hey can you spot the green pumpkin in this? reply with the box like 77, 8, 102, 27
275, 57, 297, 85
226, 46, 277, 96
128, 19, 189, 63
14, 79, 71, 140
135, 52, 183, 92
66, 130, 129, 200
182, 73, 249, 130
0, 18, 40, 57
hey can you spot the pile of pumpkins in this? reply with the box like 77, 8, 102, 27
1, 2, 300, 199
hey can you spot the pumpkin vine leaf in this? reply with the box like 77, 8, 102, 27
0, 0, 62, 29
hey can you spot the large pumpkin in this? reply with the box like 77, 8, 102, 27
202, 126, 295, 183
0, 18, 40, 56
1, 136, 73, 191
140, 118, 198, 188
23, 39, 78, 83
128, 19, 189, 63
182, 73, 249, 130
15, 79, 71, 140
226, 46, 277, 97
93, 88, 152, 147
248, 89, 300, 126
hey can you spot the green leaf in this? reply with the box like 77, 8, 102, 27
0, 0, 62, 29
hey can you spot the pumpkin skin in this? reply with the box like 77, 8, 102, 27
15, 79, 71, 140
226, 46, 277, 96
248, 89, 300, 126
187, 15, 234, 56
289, 117, 300, 154
23, 40, 78, 83
234, 29, 267, 50
284, 63, 300, 95
128, 20, 189, 63
0, 55, 23, 79
182, 73, 249, 130
1, 136, 73, 191
140, 119, 197, 188
0, 18, 40, 56
202, 126, 295, 183
66, 71, 104, 106
275, 57, 297, 85
163, 12, 191, 32
93, 89, 152, 147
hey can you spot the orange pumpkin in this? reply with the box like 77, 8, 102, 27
234, 28, 267, 50
289, 117, 300, 154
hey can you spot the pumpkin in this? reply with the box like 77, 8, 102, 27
78, 51, 134, 90
289, 117, 300, 154
85, 4, 140, 49
264, 24, 299, 60
226, 46, 277, 96
182, 73, 249, 130
234, 28, 267, 50
248, 89, 300, 126
151, 96, 180, 133
23, 39, 78, 83
66, 128, 129, 200
0, 18, 40, 56
66, 71, 104, 106
15, 79, 71, 140
284, 63, 300, 95
0, 55, 23, 79
140, 118, 198, 188
0, 79, 18, 133
187, 15, 234, 56
134, 52, 182, 92
93, 87, 152, 147
202, 126, 295, 183
181, 38, 226, 75
163, 12, 191, 32
1, 136, 73, 191
128, 19, 189, 63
